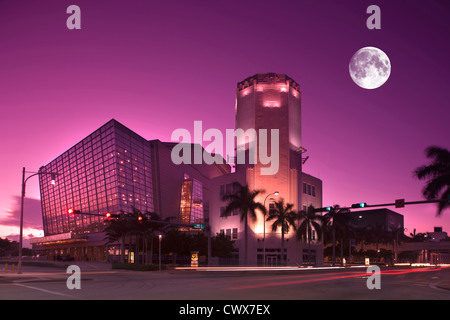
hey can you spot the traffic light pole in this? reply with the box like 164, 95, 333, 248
317, 199, 447, 212
367, 199, 443, 208
350, 199, 444, 210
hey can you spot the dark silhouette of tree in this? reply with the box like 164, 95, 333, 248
221, 182, 266, 265
322, 205, 349, 266
414, 145, 450, 215
266, 199, 297, 265
297, 205, 323, 265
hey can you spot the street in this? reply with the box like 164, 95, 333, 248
1, 264, 450, 300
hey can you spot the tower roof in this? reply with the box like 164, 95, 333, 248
237, 73, 300, 91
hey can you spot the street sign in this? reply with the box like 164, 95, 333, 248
395, 199, 405, 208
192, 223, 205, 230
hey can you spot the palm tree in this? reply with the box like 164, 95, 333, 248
266, 199, 297, 265
367, 223, 387, 263
414, 145, 450, 215
297, 205, 323, 265
221, 182, 266, 265
321, 205, 349, 266
332, 211, 354, 266
389, 226, 405, 265
104, 210, 130, 263
104, 208, 174, 264
409, 228, 426, 242
143, 211, 175, 264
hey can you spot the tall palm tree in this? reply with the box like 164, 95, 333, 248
221, 182, 266, 265
321, 205, 349, 266
414, 145, 450, 215
266, 199, 297, 265
297, 205, 323, 265
368, 223, 387, 263
389, 226, 405, 265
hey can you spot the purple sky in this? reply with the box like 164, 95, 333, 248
1, 0, 449, 242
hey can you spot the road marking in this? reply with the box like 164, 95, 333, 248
14, 283, 81, 299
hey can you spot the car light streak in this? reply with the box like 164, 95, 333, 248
226, 268, 442, 290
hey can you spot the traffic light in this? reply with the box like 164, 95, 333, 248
314, 206, 334, 212
351, 202, 367, 208
67, 208, 81, 215
105, 212, 119, 221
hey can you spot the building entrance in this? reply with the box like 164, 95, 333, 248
266, 255, 278, 266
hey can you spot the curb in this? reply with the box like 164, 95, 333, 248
436, 281, 450, 291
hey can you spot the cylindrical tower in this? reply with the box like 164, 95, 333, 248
234, 73, 303, 233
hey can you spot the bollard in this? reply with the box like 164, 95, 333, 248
12, 264, 15, 273
5, 264, 8, 273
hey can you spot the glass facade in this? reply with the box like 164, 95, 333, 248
39, 120, 154, 236
180, 176, 204, 227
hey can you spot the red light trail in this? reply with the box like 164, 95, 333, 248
225, 268, 442, 291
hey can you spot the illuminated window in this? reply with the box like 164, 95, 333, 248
263, 101, 280, 108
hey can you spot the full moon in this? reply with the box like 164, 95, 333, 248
349, 47, 391, 89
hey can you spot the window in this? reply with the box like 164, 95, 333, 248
269, 203, 275, 215
220, 182, 237, 196
220, 206, 231, 217
226, 183, 232, 195
232, 228, 238, 239
303, 183, 317, 197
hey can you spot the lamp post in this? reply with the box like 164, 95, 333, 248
18, 167, 59, 274
263, 191, 279, 267
158, 234, 162, 272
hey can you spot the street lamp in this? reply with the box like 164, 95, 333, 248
18, 167, 59, 274
158, 234, 162, 272
263, 191, 279, 267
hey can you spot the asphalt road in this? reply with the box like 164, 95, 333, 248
1, 265, 450, 301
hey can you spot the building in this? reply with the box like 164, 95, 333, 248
398, 227, 450, 264
209, 73, 323, 266
32, 73, 324, 265
32, 120, 155, 261
427, 227, 448, 242
343, 208, 404, 231
31, 121, 229, 261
